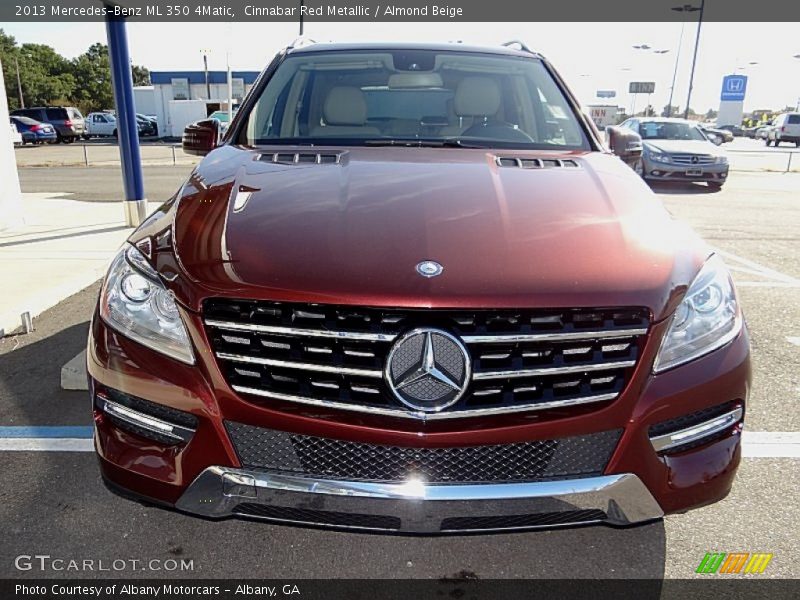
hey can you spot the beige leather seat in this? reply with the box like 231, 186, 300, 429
439, 77, 502, 137
310, 86, 380, 137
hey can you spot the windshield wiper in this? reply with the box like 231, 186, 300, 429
363, 138, 486, 149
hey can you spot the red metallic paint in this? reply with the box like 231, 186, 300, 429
89, 45, 750, 520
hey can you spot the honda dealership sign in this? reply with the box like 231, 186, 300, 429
718, 74, 748, 127
721, 75, 748, 102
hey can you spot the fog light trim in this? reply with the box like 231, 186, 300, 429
649, 406, 743, 453
98, 394, 195, 444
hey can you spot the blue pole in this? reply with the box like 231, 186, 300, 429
105, 12, 146, 226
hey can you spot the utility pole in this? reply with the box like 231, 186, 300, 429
299, 0, 305, 35
683, 0, 705, 119
14, 56, 24, 108
666, 21, 685, 117
201, 49, 211, 99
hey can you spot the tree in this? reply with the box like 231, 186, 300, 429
70, 43, 114, 113
70, 43, 150, 113
131, 64, 150, 86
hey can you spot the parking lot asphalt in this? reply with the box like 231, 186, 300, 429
0, 170, 798, 580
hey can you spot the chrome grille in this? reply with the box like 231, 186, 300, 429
224, 422, 622, 483
204, 300, 649, 419
670, 153, 715, 165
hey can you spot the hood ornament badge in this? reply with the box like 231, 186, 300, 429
416, 260, 443, 278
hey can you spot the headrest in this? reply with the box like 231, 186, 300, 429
323, 86, 368, 126
454, 77, 501, 118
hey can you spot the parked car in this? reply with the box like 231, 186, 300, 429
85, 112, 118, 137
742, 125, 759, 139
208, 109, 235, 134
766, 112, 800, 147
10, 115, 58, 145
90, 41, 749, 533
11, 106, 85, 142
699, 125, 733, 144
87, 111, 149, 138
9, 119, 22, 146
136, 114, 158, 137
756, 123, 774, 140
620, 117, 729, 188
718, 124, 743, 137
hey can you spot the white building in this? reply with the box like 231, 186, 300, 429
149, 70, 260, 138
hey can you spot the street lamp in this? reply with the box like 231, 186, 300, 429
631, 45, 670, 116
200, 48, 211, 99
672, 2, 704, 120
14, 56, 24, 108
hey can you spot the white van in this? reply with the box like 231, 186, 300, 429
766, 112, 800, 147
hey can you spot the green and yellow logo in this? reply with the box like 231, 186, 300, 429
696, 552, 774, 574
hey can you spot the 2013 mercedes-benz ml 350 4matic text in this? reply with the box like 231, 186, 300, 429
89, 41, 750, 533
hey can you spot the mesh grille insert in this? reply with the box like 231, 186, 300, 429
225, 422, 622, 484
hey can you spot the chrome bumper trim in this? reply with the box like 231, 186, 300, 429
175, 468, 664, 533
649, 407, 744, 452
98, 395, 195, 444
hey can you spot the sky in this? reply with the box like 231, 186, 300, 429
2, 21, 799, 114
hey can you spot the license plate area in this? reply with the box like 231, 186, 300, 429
685, 168, 703, 176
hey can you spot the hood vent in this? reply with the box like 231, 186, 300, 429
495, 156, 579, 169
261, 152, 343, 165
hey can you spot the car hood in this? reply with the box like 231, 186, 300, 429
644, 139, 719, 154
132, 145, 706, 321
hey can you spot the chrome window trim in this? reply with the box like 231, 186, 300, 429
231, 384, 617, 420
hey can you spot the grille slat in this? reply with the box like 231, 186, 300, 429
205, 301, 649, 419
225, 422, 622, 484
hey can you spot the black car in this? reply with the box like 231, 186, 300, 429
11, 106, 85, 142
136, 114, 158, 137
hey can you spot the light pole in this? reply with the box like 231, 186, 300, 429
673, 1, 705, 120
666, 20, 687, 117
794, 54, 800, 111
14, 56, 24, 108
632, 45, 670, 117
200, 49, 211, 99
299, 0, 305, 35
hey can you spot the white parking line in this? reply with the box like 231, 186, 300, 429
0, 438, 93, 452
715, 249, 800, 287
0, 432, 798, 457
787, 336, 800, 346
742, 432, 800, 458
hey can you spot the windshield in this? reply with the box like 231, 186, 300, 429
638, 121, 706, 141
242, 49, 589, 149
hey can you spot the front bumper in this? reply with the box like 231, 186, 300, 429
642, 158, 728, 182
174, 468, 662, 533
89, 304, 750, 532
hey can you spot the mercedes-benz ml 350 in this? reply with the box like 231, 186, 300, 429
89, 41, 750, 533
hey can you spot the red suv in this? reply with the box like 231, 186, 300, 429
89, 42, 750, 533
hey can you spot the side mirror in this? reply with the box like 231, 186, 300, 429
606, 126, 643, 167
182, 119, 220, 156
708, 133, 723, 146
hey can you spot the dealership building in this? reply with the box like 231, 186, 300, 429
142, 70, 260, 137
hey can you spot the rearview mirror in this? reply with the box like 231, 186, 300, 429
182, 119, 221, 156
606, 126, 643, 167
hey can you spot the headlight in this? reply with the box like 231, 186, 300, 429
648, 150, 671, 163
715, 155, 728, 164
100, 245, 195, 364
653, 254, 741, 373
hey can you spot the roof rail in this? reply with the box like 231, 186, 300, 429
501, 40, 534, 53
288, 36, 318, 49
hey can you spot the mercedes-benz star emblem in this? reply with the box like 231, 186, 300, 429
416, 260, 443, 278
385, 328, 471, 413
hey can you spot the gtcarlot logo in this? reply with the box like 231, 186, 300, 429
14, 554, 194, 572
